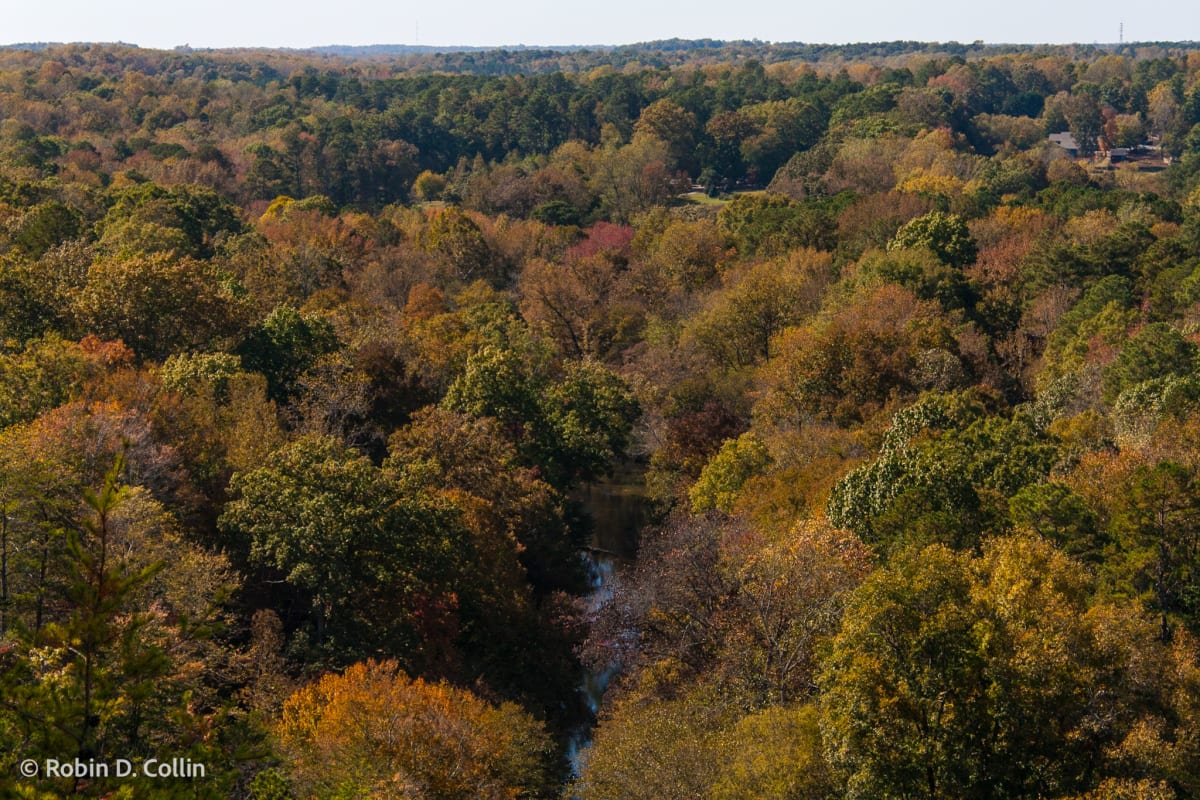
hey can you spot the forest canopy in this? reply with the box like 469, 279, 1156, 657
2, 38, 1200, 799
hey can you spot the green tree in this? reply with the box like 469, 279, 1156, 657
1107, 461, 1200, 640
820, 536, 1198, 800
690, 432, 772, 514
717, 193, 838, 256
1, 456, 242, 798
855, 246, 980, 314
236, 305, 339, 403
633, 98, 699, 174
159, 351, 245, 403
887, 210, 978, 268
5, 200, 84, 259
702, 111, 757, 191
1102, 323, 1198, 404
220, 435, 464, 664
423, 206, 501, 284
1111, 375, 1200, 448
1, 458, 152, 792
73, 253, 248, 361
444, 348, 638, 489
1008, 481, 1103, 562
1064, 92, 1104, 158
739, 99, 825, 183
827, 394, 1058, 551
97, 183, 244, 260
543, 359, 641, 485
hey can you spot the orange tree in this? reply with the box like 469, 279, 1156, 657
275, 659, 555, 799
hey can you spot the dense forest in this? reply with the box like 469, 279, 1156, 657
2, 37, 1200, 798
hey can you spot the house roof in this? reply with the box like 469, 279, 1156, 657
1048, 132, 1079, 150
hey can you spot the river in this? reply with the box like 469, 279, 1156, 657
565, 468, 649, 775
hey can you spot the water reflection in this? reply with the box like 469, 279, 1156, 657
565, 467, 648, 775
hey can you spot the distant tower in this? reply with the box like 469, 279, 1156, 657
1119, 22, 1124, 45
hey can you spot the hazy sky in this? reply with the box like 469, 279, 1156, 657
3, 0, 1196, 49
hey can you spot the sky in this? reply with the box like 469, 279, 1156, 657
2, 0, 1197, 50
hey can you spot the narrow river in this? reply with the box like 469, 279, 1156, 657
566, 468, 648, 775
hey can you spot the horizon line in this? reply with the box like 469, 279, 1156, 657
4, 37, 1199, 52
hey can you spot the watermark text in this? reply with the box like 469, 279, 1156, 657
18, 757, 207, 780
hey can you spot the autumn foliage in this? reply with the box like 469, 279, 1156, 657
276, 660, 553, 799
3, 38, 1200, 800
